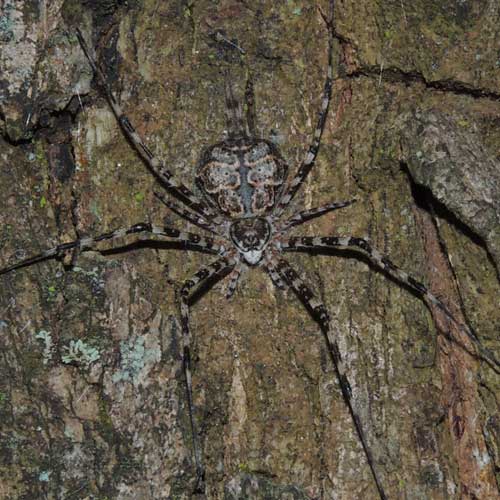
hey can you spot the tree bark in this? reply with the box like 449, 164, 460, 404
0, 1, 499, 498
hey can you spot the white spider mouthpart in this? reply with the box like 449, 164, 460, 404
242, 249, 263, 265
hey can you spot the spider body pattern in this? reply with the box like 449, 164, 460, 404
197, 137, 287, 266
1, 1, 498, 498
197, 138, 288, 219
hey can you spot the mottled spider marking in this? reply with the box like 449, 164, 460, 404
224, 262, 243, 299
180, 256, 236, 300
229, 217, 272, 265
196, 138, 288, 217
264, 260, 287, 290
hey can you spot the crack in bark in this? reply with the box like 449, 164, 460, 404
0, 94, 89, 146
344, 66, 500, 102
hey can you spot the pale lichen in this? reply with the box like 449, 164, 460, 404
112, 335, 161, 385
61, 339, 100, 367
34, 329, 53, 365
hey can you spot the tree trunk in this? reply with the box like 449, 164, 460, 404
0, 1, 499, 498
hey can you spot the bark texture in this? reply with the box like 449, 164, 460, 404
0, 1, 499, 499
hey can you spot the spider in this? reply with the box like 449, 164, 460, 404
1, 1, 497, 498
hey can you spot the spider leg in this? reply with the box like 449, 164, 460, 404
179, 256, 237, 491
0, 223, 221, 275
283, 236, 500, 372
224, 260, 244, 299
264, 260, 286, 290
75, 29, 216, 220
224, 70, 246, 138
154, 191, 221, 234
279, 199, 356, 232
267, 256, 387, 500
244, 73, 256, 137
275, 0, 335, 216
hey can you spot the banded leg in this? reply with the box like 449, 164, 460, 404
244, 74, 256, 137
264, 260, 286, 290
179, 256, 237, 491
275, 0, 335, 216
279, 199, 356, 232
224, 71, 246, 138
75, 29, 216, 220
224, 261, 243, 299
268, 257, 387, 500
0, 223, 221, 275
283, 236, 500, 372
154, 191, 221, 235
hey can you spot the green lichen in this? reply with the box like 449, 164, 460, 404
38, 470, 50, 482
0, 3, 14, 42
72, 266, 100, 278
96, 397, 116, 446
61, 339, 100, 367
34, 329, 53, 365
112, 336, 160, 384
238, 462, 251, 473
33, 141, 48, 167
44, 284, 58, 304
89, 200, 101, 219
134, 191, 145, 203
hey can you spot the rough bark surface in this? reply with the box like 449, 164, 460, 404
0, 1, 499, 499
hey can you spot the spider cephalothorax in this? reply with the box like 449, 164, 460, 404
229, 217, 272, 265
1, 2, 497, 498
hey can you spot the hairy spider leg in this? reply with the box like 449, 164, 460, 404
268, 256, 388, 500
224, 71, 246, 138
279, 199, 356, 232
224, 70, 256, 138
179, 256, 237, 492
0, 223, 220, 275
244, 74, 256, 137
154, 191, 221, 235
275, 0, 335, 216
224, 261, 244, 299
264, 261, 287, 290
75, 29, 217, 221
283, 236, 500, 372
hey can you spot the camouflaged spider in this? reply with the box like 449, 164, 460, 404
1, 2, 498, 498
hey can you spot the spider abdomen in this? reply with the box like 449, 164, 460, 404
196, 137, 288, 218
